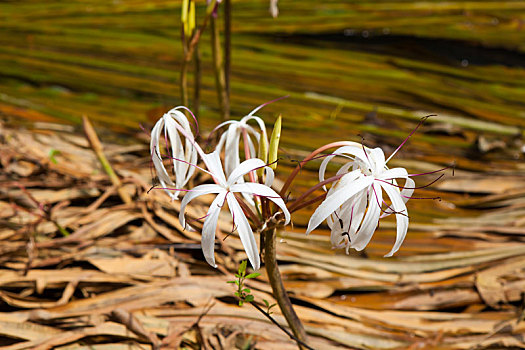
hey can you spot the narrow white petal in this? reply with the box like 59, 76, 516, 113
336, 161, 354, 176
378, 167, 408, 180
382, 183, 409, 257
183, 138, 198, 184
241, 115, 267, 133
201, 192, 227, 268
263, 167, 275, 187
150, 119, 180, 198
179, 184, 224, 227
336, 189, 367, 236
230, 183, 290, 224
326, 170, 361, 197
164, 116, 187, 181
246, 134, 257, 161
401, 177, 415, 204
215, 120, 238, 131
351, 183, 382, 251
332, 145, 370, 165
370, 147, 386, 171
226, 193, 260, 270
202, 151, 227, 186
169, 108, 193, 131
349, 190, 368, 232
329, 213, 345, 247
215, 131, 228, 152
227, 158, 267, 187
224, 124, 241, 176
326, 213, 335, 229
306, 176, 373, 235
149, 118, 163, 156
318, 154, 336, 188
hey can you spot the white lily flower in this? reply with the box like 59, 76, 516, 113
214, 106, 269, 177
150, 106, 198, 200
307, 144, 415, 257
179, 151, 290, 270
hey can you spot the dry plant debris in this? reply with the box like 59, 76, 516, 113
1, 121, 525, 350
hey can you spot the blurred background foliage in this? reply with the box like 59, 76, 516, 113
1, 0, 524, 141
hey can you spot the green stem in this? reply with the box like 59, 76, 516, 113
193, 43, 201, 114
224, 0, 231, 97
180, 54, 190, 108
210, 15, 229, 121
179, 0, 217, 109
264, 227, 308, 349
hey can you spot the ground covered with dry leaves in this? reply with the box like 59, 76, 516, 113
1, 120, 525, 350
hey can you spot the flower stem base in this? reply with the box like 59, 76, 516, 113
263, 227, 308, 349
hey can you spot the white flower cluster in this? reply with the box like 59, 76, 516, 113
150, 104, 416, 269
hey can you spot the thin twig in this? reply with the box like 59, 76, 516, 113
250, 301, 314, 350
82, 115, 131, 204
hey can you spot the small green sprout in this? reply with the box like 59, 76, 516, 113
227, 260, 261, 306
262, 299, 277, 315
48, 149, 60, 164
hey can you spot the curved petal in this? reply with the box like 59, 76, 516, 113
150, 119, 178, 199
401, 177, 415, 204
167, 107, 193, 131
377, 167, 414, 205
227, 158, 272, 187
329, 212, 345, 247
230, 183, 290, 224
164, 116, 187, 182
306, 176, 373, 235
338, 189, 367, 234
226, 193, 260, 270
263, 166, 275, 187
223, 124, 241, 176
332, 145, 370, 166
336, 161, 355, 177
179, 184, 224, 227
351, 182, 382, 251
326, 169, 361, 197
378, 167, 408, 181
245, 132, 257, 162
183, 137, 198, 184
241, 115, 267, 133
369, 147, 386, 172
202, 151, 227, 186
201, 191, 227, 268
318, 154, 336, 189
215, 129, 228, 153
381, 182, 409, 257
318, 145, 368, 190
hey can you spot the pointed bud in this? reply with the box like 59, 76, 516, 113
188, 1, 196, 34
256, 130, 268, 177
181, 0, 189, 36
268, 115, 281, 170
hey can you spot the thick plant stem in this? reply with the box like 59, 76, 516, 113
210, 15, 229, 121
264, 227, 308, 349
